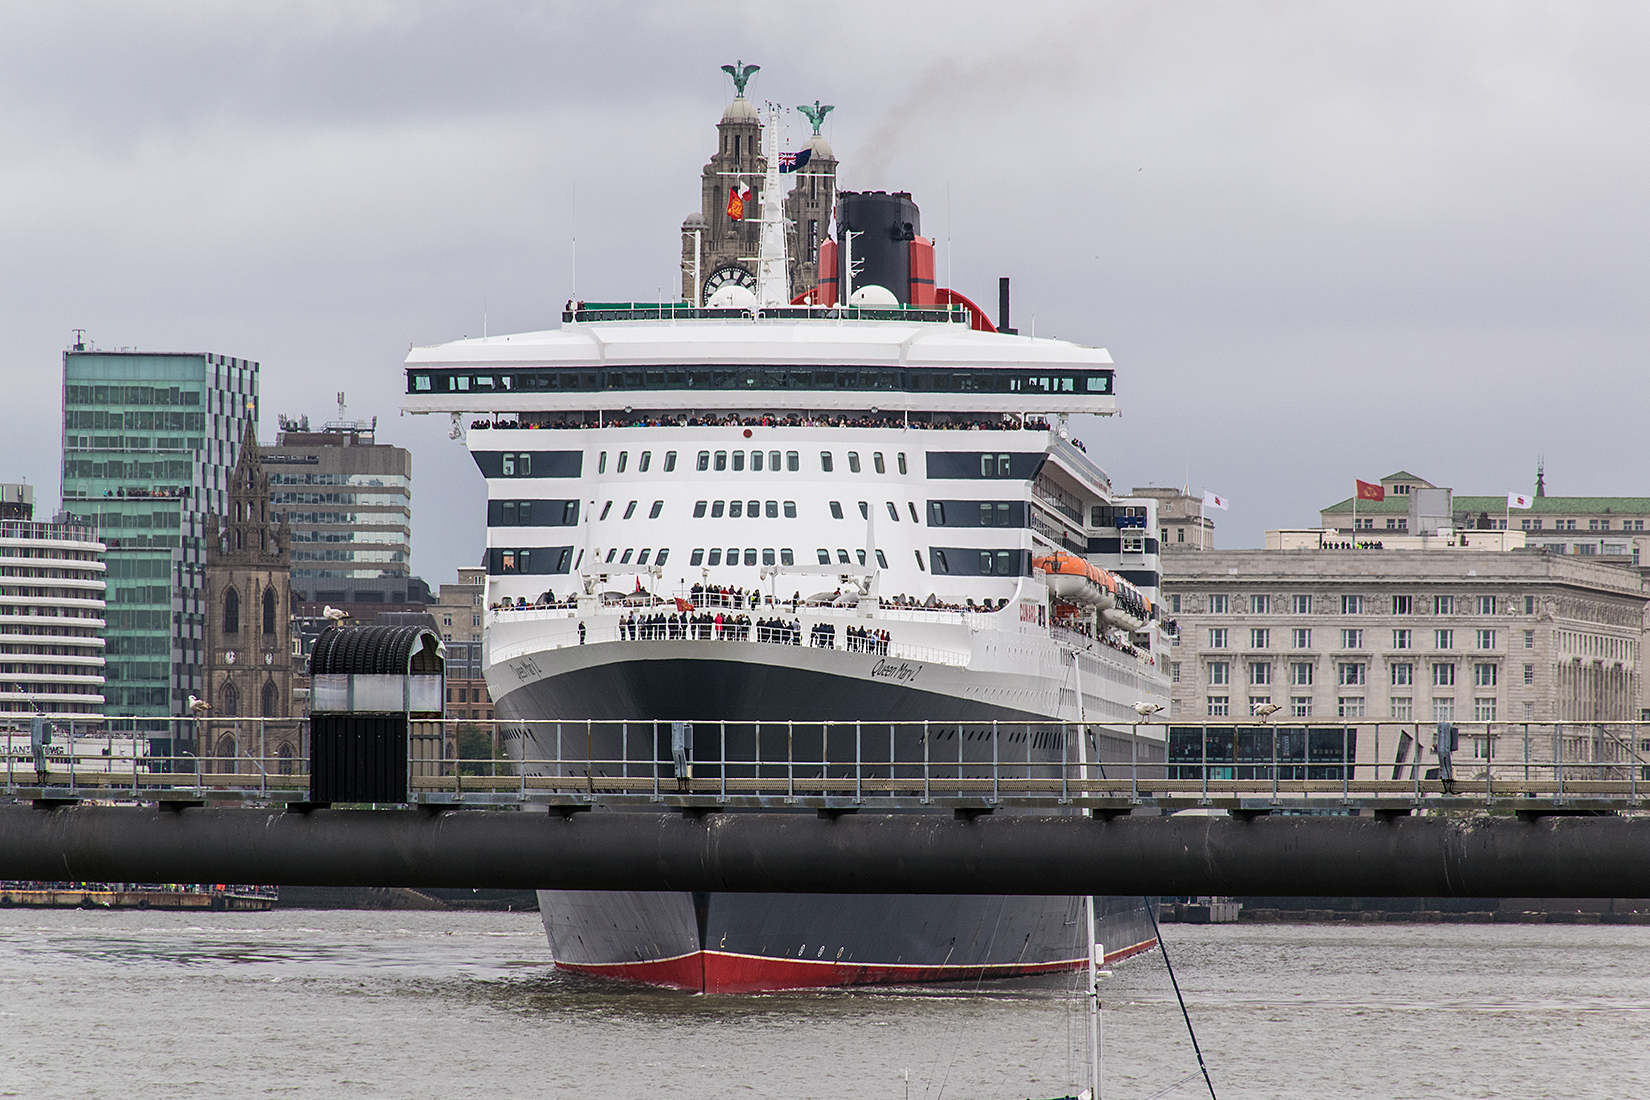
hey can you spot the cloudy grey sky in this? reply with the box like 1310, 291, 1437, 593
3, 1, 1647, 583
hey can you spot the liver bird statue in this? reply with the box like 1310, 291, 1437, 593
798, 101, 835, 135
721, 60, 759, 98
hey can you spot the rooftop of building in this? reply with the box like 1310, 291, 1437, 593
1324, 493, 1650, 515
1162, 546, 1645, 595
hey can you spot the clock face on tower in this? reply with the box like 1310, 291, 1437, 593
704, 264, 756, 297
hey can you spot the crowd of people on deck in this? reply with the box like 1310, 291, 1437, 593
472, 414, 1054, 433
616, 610, 804, 645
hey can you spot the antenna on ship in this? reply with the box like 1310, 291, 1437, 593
755, 102, 792, 306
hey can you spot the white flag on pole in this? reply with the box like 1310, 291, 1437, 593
1201, 491, 1230, 511
1507, 492, 1533, 509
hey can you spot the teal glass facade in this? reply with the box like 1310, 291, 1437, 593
60, 352, 258, 719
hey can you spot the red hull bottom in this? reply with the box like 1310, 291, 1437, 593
557, 938, 1160, 994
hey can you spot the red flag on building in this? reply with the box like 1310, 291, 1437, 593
726, 181, 751, 221
1356, 479, 1385, 502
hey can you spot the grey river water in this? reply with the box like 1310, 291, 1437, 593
1, 909, 1647, 1099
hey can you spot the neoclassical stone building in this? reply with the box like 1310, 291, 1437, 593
203, 420, 299, 771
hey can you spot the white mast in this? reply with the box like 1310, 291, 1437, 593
755, 104, 791, 306
1085, 896, 1104, 1100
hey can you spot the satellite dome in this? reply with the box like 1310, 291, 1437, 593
848, 285, 899, 308
721, 97, 760, 123
707, 284, 758, 310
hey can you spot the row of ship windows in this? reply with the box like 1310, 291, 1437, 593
1185, 594, 1538, 616
490, 546, 1028, 577
499, 450, 1019, 479
1206, 628, 1509, 650
490, 499, 1028, 526
1194, 660, 1512, 687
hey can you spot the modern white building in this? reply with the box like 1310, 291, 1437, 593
0, 484, 107, 720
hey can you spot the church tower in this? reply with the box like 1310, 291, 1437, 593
784, 103, 838, 298
203, 418, 299, 772
682, 64, 766, 304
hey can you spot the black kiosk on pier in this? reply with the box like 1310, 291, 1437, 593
307, 626, 445, 804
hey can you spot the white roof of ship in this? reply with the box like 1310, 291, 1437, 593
405, 318, 1114, 371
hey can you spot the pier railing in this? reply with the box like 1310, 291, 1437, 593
5, 717, 1650, 814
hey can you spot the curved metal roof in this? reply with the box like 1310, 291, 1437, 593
310, 626, 444, 677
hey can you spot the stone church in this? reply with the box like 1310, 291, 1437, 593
679, 66, 839, 303
203, 419, 300, 772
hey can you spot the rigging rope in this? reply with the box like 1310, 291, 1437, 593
1144, 900, 1218, 1100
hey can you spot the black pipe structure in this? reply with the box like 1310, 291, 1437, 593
2, 805, 1647, 897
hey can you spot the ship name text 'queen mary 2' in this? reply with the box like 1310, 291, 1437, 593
401, 64, 1174, 994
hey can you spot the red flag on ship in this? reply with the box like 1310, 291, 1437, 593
1356, 479, 1385, 501
675, 597, 694, 613
726, 181, 751, 221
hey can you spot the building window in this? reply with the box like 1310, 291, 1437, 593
223, 587, 240, 635
1433, 698, 1455, 722
1338, 697, 1366, 719
1474, 663, 1497, 687
1476, 629, 1496, 650
1523, 664, 1534, 685
1391, 697, 1413, 720
1523, 595, 1536, 615
1250, 595, 1270, 613
1391, 662, 1413, 686
1170, 662, 1181, 684
1393, 628, 1412, 649
1249, 662, 1272, 686
1292, 594, 1312, 614
1209, 628, 1228, 649
1433, 662, 1456, 687
1477, 596, 1496, 614
1524, 630, 1535, 649
1337, 662, 1366, 686
1435, 595, 1454, 615
1291, 628, 1311, 649
1474, 698, 1497, 722
1558, 519, 1576, 530
262, 588, 277, 634
1342, 595, 1363, 614
1250, 628, 1270, 649
261, 679, 279, 718
1291, 696, 1312, 717
1208, 661, 1230, 686
1435, 629, 1454, 649
1170, 594, 1182, 614
1289, 662, 1314, 687
1206, 696, 1229, 717
1209, 594, 1229, 614
1392, 595, 1411, 615
1341, 629, 1363, 650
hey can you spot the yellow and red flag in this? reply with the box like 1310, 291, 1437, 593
726, 182, 750, 221
1356, 479, 1385, 502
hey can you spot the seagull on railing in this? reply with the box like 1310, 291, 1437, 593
187, 695, 210, 716
323, 604, 350, 623
1131, 701, 1164, 720
1252, 702, 1283, 723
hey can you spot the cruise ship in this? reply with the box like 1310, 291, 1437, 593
401, 88, 1172, 993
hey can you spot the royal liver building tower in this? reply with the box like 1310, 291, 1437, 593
679, 62, 839, 304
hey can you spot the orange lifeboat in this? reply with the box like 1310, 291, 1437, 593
1033, 551, 1154, 632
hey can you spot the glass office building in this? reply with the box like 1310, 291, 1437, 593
60, 349, 257, 720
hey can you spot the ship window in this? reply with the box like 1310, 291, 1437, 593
499, 550, 516, 572
694, 501, 708, 518
605, 548, 618, 563
886, 502, 899, 522
708, 549, 722, 565
732, 452, 745, 472
980, 551, 993, 573
697, 451, 710, 472
501, 501, 517, 525
623, 501, 638, 520
637, 549, 650, 565
820, 451, 833, 472
664, 451, 677, 472
712, 501, 725, 518
818, 549, 831, 564
998, 454, 1012, 477
858, 501, 869, 518
649, 501, 664, 519
848, 452, 861, 473
856, 549, 867, 566
929, 501, 945, 525
563, 501, 579, 524
769, 451, 781, 471
837, 549, 851, 564
638, 451, 651, 472
751, 450, 763, 472
691, 549, 705, 566
783, 501, 796, 518
747, 499, 759, 516
980, 503, 993, 526
873, 453, 885, 474
766, 501, 778, 518
897, 453, 908, 475
763, 548, 776, 566
787, 451, 799, 472
932, 549, 950, 573
908, 502, 919, 523
743, 549, 757, 566
599, 452, 607, 474
599, 501, 613, 520
715, 451, 728, 471
729, 501, 743, 518
502, 453, 515, 476
725, 547, 738, 564
876, 549, 888, 569
780, 548, 794, 566
914, 549, 925, 571
656, 548, 669, 566
830, 501, 844, 520
616, 452, 628, 473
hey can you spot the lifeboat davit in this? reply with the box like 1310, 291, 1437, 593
1033, 551, 1154, 633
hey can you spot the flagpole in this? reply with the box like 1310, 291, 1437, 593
1199, 496, 1205, 550
1352, 481, 1357, 546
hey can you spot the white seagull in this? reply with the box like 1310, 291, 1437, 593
187, 695, 211, 716
1252, 702, 1283, 723
323, 604, 350, 623
1131, 701, 1164, 720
